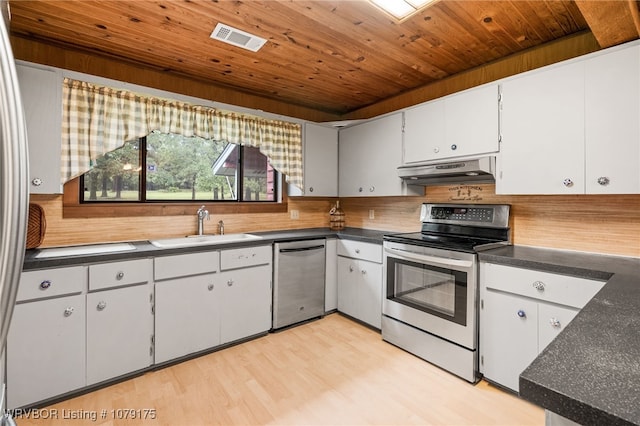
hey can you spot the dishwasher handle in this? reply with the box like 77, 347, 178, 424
279, 245, 325, 253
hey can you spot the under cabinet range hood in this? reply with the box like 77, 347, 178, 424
398, 156, 496, 186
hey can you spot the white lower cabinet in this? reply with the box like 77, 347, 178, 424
219, 265, 272, 344
155, 273, 220, 364
479, 262, 603, 393
219, 245, 272, 344
86, 284, 154, 384
337, 240, 383, 329
154, 251, 219, 364
7, 294, 86, 409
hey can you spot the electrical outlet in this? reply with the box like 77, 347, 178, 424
290, 209, 300, 220
369, 209, 375, 219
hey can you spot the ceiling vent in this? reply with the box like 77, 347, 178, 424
210, 23, 267, 52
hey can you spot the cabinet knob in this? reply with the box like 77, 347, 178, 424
31, 177, 43, 187
450, 144, 457, 151
63, 307, 74, 317
208, 283, 214, 291
532, 280, 545, 292
349, 266, 354, 273
433, 147, 440, 153
355, 249, 360, 254
361, 269, 367, 275
309, 186, 314, 192
39, 280, 52, 290
227, 279, 234, 286
562, 178, 574, 188
369, 186, 375, 192
358, 187, 363, 193
517, 310, 526, 318
549, 318, 561, 328
597, 176, 610, 186
96, 301, 107, 311
116, 271, 125, 280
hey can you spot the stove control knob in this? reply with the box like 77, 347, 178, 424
517, 310, 526, 318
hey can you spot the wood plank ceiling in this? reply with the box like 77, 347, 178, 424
8, 1, 640, 116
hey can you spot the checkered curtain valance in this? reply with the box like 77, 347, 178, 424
61, 78, 303, 189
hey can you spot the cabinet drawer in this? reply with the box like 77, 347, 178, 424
89, 259, 152, 291
18, 266, 86, 302
154, 251, 219, 281
220, 245, 271, 270
337, 240, 382, 263
481, 263, 605, 309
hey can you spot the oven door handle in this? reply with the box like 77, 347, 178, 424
384, 247, 473, 269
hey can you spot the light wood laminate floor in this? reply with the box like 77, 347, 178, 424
16, 314, 543, 426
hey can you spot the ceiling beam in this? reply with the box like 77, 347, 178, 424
575, 0, 640, 47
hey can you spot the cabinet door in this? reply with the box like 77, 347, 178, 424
86, 284, 153, 385
538, 303, 578, 351
339, 113, 411, 196
480, 290, 538, 392
16, 63, 63, 194
498, 61, 585, 194
220, 265, 271, 344
403, 99, 445, 164
585, 44, 640, 194
358, 260, 382, 329
444, 84, 499, 158
154, 274, 220, 364
7, 295, 85, 408
337, 256, 359, 319
295, 123, 338, 196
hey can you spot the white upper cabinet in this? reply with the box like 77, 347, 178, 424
339, 113, 421, 197
498, 60, 585, 195
584, 44, 640, 194
403, 84, 499, 164
289, 123, 338, 197
16, 62, 63, 194
498, 40, 640, 195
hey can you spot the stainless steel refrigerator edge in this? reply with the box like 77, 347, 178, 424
0, 1, 30, 423
272, 240, 326, 330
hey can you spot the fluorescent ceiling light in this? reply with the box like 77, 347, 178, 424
370, 0, 437, 20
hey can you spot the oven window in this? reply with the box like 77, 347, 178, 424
387, 257, 468, 326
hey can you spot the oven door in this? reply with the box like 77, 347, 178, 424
382, 241, 477, 350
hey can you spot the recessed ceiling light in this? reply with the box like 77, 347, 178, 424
369, 0, 437, 20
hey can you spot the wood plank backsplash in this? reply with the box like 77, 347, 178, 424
31, 185, 639, 258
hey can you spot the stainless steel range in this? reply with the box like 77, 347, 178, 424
382, 203, 510, 383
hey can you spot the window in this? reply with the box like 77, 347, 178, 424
80, 132, 278, 203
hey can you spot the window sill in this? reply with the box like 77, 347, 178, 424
63, 179, 288, 218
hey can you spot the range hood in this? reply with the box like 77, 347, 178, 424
398, 156, 496, 186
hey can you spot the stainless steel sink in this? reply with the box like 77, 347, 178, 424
149, 233, 262, 249
35, 242, 136, 258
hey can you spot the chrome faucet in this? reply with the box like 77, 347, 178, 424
218, 220, 225, 235
196, 205, 209, 235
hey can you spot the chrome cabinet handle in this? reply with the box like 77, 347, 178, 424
64, 307, 74, 317
532, 280, 545, 292
562, 178, 573, 188
450, 144, 457, 151
517, 310, 526, 318
116, 271, 125, 280
549, 318, 561, 328
208, 283, 214, 291
597, 176, 610, 186
96, 301, 107, 311
39, 280, 52, 290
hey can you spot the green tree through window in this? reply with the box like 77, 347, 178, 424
81, 132, 278, 203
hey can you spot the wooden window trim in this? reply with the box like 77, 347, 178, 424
62, 178, 289, 218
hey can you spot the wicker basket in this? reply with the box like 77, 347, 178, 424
26, 203, 46, 249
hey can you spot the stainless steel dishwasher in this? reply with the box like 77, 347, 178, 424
273, 239, 326, 330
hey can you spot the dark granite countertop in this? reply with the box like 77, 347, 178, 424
23, 227, 388, 270
478, 245, 640, 426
